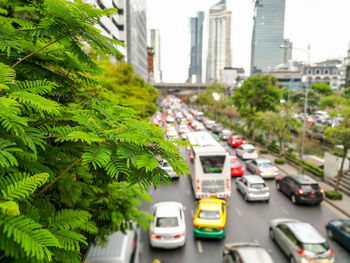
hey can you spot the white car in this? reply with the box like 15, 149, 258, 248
246, 158, 279, 179
166, 130, 179, 139
160, 160, 178, 178
166, 116, 175, 123
236, 144, 258, 160
150, 202, 186, 249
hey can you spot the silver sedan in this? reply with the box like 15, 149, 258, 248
246, 158, 279, 179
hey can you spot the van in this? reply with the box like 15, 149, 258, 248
84, 229, 139, 263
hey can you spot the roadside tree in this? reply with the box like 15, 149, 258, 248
310, 83, 334, 96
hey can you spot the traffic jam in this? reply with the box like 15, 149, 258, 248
147, 96, 349, 263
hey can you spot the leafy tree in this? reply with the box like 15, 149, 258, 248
324, 104, 350, 191
0, 1, 187, 262
320, 95, 346, 110
255, 109, 301, 157
310, 83, 334, 96
195, 83, 225, 106
289, 89, 320, 112
232, 75, 282, 130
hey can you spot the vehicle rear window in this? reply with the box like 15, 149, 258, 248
198, 210, 220, 220
156, 217, 178, 227
302, 243, 329, 254
230, 160, 241, 166
301, 184, 319, 191
200, 156, 225, 173
233, 136, 242, 140
251, 183, 266, 189
259, 163, 273, 168
246, 148, 255, 153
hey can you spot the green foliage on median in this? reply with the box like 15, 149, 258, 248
325, 190, 343, 200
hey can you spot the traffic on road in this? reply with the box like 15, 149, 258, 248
140, 96, 350, 263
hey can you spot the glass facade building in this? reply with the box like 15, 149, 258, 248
206, 0, 232, 83
126, 0, 148, 80
251, 0, 286, 74
188, 12, 204, 83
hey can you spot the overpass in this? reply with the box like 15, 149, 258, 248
151, 83, 207, 95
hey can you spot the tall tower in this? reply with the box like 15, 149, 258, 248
251, 0, 286, 74
188, 12, 204, 83
148, 29, 162, 83
206, 0, 232, 83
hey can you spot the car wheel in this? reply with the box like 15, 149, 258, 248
291, 194, 297, 204
327, 228, 334, 239
276, 182, 281, 191
244, 194, 249, 202
289, 256, 297, 263
269, 228, 274, 240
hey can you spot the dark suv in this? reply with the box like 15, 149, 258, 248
276, 174, 324, 205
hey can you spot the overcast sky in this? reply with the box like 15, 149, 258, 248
147, 0, 350, 83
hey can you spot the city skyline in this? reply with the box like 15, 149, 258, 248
147, 0, 350, 82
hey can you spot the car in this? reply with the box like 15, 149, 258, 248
223, 242, 275, 263
84, 228, 139, 263
193, 198, 227, 239
246, 159, 279, 179
166, 116, 175, 123
230, 157, 244, 176
150, 202, 186, 249
219, 129, 232, 140
211, 124, 224, 134
178, 124, 189, 133
326, 219, 350, 252
269, 218, 334, 263
166, 130, 179, 139
236, 144, 258, 160
204, 120, 216, 130
235, 175, 270, 202
160, 160, 179, 178
276, 174, 324, 205
227, 135, 245, 147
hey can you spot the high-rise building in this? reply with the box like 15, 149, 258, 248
126, 0, 148, 80
206, 0, 232, 83
148, 29, 162, 83
251, 0, 286, 74
188, 12, 204, 83
85, 0, 148, 80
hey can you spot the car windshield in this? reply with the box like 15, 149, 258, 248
200, 156, 225, 173
301, 184, 319, 191
222, 130, 231, 135
198, 210, 220, 220
342, 224, 350, 234
233, 136, 242, 140
156, 217, 178, 227
251, 183, 266, 189
230, 160, 241, 166
259, 162, 273, 168
245, 148, 255, 153
302, 243, 329, 254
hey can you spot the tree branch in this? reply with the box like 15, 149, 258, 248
11, 32, 71, 69
39, 157, 83, 194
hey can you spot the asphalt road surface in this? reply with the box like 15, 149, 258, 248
138, 135, 350, 263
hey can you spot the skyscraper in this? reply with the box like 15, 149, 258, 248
188, 12, 204, 83
206, 0, 232, 83
251, 0, 286, 74
148, 29, 162, 83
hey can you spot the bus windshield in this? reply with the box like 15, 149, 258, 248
199, 156, 225, 173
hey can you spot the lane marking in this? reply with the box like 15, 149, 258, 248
280, 206, 289, 215
236, 207, 242, 216
197, 240, 203, 253
254, 239, 259, 244
186, 189, 191, 195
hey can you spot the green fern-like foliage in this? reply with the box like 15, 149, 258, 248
0, 0, 188, 262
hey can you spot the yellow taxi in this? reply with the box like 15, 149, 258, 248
193, 198, 227, 239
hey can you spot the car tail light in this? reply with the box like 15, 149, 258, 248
217, 226, 224, 230
225, 178, 230, 190
174, 233, 184, 239
298, 248, 306, 257
319, 189, 324, 194
200, 194, 205, 198
150, 233, 162, 239
258, 170, 263, 174
266, 187, 270, 192
329, 248, 334, 256
297, 189, 305, 195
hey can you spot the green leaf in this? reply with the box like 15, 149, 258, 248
0, 201, 20, 216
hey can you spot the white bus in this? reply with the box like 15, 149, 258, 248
187, 131, 231, 199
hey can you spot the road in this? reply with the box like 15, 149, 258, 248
138, 135, 350, 263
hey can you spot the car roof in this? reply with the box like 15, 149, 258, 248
238, 247, 274, 263
286, 222, 326, 243
290, 174, 317, 184
154, 202, 182, 217
199, 198, 225, 210
244, 175, 265, 183
241, 144, 254, 149
255, 159, 272, 164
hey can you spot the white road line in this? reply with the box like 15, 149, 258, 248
186, 189, 191, 195
236, 207, 242, 216
254, 239, 259, 245
280, 206, 289, 215
197, 240, 203, 253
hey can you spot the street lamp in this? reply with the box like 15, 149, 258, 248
280, 44, 311, 168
